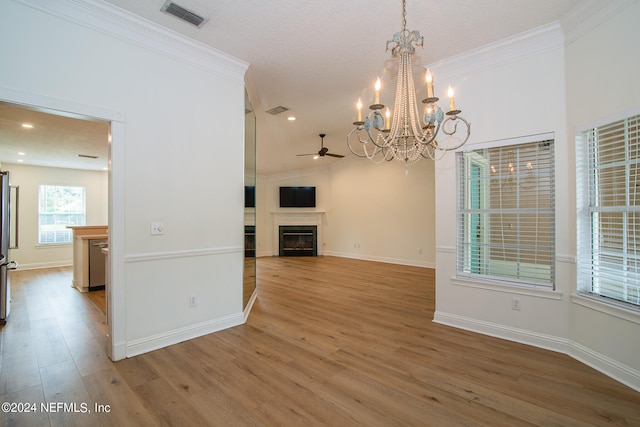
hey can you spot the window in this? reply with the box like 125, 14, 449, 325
457, 136, 555, 288
577, 113, 640, 308
38, 185, 86, 245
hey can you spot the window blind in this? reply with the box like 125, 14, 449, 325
577, 114, 640, 307
457, 139, 555, 288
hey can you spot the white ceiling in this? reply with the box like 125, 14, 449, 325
0, 101, 109, 171
0, 0, 584, 174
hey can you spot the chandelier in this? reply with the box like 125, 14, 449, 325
347, 0, 471, 167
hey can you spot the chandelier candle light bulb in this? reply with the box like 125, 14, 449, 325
385, 108, 391, 130
448, 86, 456, 111
357, 98, 363, 122
426, 69, 434, 98
374, 78, 381, 105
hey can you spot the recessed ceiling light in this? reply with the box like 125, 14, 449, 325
287, 116, 296, 121
21, 123, 34, 129
17, 152, 25, 156
17, 159, 24, 163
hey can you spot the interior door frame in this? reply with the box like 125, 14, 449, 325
0, 87, 126, 360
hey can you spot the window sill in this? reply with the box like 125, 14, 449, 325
36, 243, 72, 248
451, 275, 563, 300
571, 293, 640, 325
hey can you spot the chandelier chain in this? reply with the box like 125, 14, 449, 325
401, 0, 407, 32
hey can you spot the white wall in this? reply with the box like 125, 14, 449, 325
0, 0, 248, 358
256, 156, 436, 268
2, 163, 107, 269
433, 2, 640, 391
327, 157, 435, 268
433, 23, 570, 337
564, 0, 640, 389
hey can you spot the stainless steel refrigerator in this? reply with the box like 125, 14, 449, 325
1, 170, 18, 325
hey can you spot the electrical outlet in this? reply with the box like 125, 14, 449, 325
189, 295, 197, 308
512, 297, 521, 311
417, 247, 423, 254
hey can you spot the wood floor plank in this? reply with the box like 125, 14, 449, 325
30, 320, 73, 369
39, 360, 102, 427
188, 384, 264, 427
0, 340, 41, 394
131, 376, 210, 426
0, 384, 49, 427
1, 259, 639, 427
82, 366, 157, 427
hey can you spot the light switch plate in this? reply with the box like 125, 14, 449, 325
150, 222, 164, 235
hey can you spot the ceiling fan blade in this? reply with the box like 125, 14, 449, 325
296, 153, 316, 156
325, 153, 345, 158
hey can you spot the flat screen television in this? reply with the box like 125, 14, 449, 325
244, 186, 255, 208
279, 186, 316, 208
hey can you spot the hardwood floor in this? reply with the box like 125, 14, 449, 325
1, 257, 638, 426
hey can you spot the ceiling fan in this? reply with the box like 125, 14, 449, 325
297, 133, 345, 159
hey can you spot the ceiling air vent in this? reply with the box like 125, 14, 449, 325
161, 1, 208, 28
266, 106, 289, 115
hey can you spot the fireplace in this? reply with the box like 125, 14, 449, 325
271, 210, 325, 256
279, 225, 317, 256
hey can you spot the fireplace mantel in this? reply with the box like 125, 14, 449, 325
271, 210, 325, 256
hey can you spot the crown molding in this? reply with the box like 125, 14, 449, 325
561, 0, 635, 45
427, 22, 564, 81
13, 0, 248, 82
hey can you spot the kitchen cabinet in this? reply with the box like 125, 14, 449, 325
67, 225, 108, 292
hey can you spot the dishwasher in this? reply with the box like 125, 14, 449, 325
88, 238, 107, 291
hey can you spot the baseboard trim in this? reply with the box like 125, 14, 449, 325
15, 262, 72, 270
433, 311, 640, 392
111, 341, 127, 361
125, 312, 245, 358
323, 251, 435, 269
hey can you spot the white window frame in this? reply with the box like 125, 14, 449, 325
38, 184, 86, 245
576, 112, 640, 311
456, 133, 555, 289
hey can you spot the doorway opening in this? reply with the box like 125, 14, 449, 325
0, 96, 117, 359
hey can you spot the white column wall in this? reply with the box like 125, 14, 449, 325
433, 32, 571, 341
433, 3, 640, 391
0, 0, 248, 358
564, 1, 640, 388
